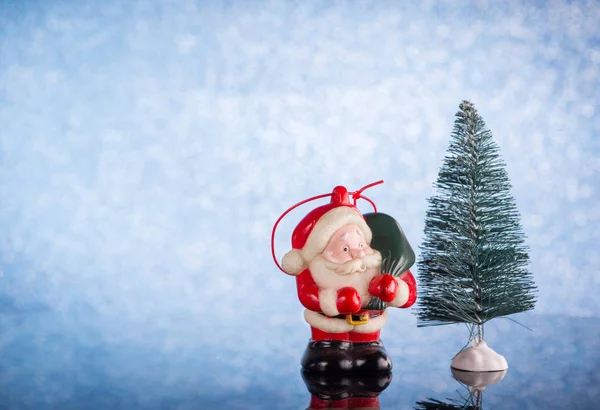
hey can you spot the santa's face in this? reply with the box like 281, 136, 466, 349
308, 224, 381, 302
322, 224, 375, 263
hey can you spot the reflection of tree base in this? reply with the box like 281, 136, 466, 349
415, 395, 481, 410
451, 368, 507, 391
415, 367, 507, 409
301, 368, 392, 401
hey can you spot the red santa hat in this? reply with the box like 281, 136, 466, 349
281, 186, 373, 275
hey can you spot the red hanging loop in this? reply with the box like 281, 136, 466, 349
355, 194, 377, 212
271, 180, 384, 273
350, 180, 383, 211
271, 193, 333, 273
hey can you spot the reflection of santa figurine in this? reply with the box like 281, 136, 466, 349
302, 369, 392, 409
272, 182, 417, 374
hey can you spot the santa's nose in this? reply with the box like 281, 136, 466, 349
350, 248, 365, 259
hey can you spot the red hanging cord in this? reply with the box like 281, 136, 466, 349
271, 180, 384, 273
352, 180, 384, 199
350, 180, 384, 210
271, 193, 332, 273
355, 194, 376, 211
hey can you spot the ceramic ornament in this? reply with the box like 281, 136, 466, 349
271, 181, 417, 375
416, 101, 537, 372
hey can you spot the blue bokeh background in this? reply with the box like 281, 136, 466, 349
1, 1, 599, 408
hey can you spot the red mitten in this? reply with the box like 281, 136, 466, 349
336, 287, 361, 314
398, 270, 417, 308
368, 274, 398, 303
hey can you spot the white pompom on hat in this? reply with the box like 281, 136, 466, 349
281, 186, 372, 275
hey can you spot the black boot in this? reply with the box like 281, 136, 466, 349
301, 340, 353, 374
351, 340, 393, 375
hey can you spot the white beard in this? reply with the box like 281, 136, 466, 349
308, 251, 382, 307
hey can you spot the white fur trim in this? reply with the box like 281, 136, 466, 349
301, 207, 372, 263
350, 310, 388, 333
304, 310, 354, 333
303, 309, 388, 333
318, 288, 339, 316
389, 279, 409, 307
281, 249, 305, 275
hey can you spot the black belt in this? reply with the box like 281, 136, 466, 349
319, 311, 383, 325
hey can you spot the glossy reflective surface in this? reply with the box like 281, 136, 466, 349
0, 312, 598, 409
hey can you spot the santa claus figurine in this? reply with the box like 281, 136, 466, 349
272, 182, 417, 374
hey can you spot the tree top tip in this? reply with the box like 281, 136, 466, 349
459, 100, 475, 111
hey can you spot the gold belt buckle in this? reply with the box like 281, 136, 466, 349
346, 313, 369, 326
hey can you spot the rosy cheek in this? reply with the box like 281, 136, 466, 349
324, 251, 337, 262
339, 253, 353, 263
324, 251, 346, 264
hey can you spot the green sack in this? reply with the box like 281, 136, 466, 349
363, 212, 415, 310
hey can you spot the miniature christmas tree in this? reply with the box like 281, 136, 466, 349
416, 100, 537, 371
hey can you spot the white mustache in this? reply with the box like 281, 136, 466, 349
323, 253, 382, 276
325, 258, 366, 275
